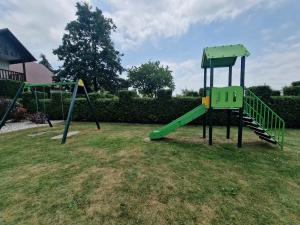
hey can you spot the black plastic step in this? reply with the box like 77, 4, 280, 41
259, 136, 277, 145
242, 116, 254, 122
247, 125, 265, 133
254, 130, 271, 139
243, 120, 258, 127
232, 110, 247, 116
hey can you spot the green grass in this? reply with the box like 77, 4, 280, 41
0, 122, 299, 225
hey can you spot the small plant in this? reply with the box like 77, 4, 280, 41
29, 112, 47, 124
11, 107, 27, 122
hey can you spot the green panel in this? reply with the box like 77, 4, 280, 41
149, 105, 208, 140
201, 44, 250, 68
211, 86, 243, 109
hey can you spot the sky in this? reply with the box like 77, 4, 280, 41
1, 0, 300, 94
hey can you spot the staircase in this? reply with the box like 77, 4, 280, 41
234, 88, 285, 150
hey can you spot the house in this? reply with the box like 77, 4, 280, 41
0, 28, 36, 81
10, 62, 53, 83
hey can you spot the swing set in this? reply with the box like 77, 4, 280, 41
0, 79, 100, 144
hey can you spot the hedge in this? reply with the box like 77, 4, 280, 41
291, 81, 300, 86
0, 79, 22, 98
283, 86, 300, 96
269, 96, 300, 128
248, 85, 273, 99
19, 93, 300, 128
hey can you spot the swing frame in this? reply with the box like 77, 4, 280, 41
0, 79, 100, 144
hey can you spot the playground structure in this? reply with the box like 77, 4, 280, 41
149, 44, 285, 149
0, 79, 100, 144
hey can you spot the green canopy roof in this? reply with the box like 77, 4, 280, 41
201, 44, 250, 69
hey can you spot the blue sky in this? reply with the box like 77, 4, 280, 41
1, 0, 300, 93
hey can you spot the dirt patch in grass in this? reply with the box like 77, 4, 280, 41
79, 147, 111, 159
86, 168, 123, 217
1, 163, 60, 185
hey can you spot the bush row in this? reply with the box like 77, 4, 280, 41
22, 92, 300, 128
0, 79, 22, 98
283, 86, 300, 96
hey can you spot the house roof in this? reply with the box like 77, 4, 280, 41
0, 28, 36, 64
201, 44, 250, 69
10, 62, 53, 84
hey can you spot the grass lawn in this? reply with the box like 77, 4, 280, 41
0, 122, 299, 225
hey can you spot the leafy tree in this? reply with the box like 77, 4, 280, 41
38, 54, 53, 72
128, 61, 175, 97
53, 2, 124, 92
181, 89, 200, 97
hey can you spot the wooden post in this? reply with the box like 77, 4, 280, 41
203, 68, 207, 138
226, 66, 232, 139
22, 62, 27, 81
238, 57, 246, 148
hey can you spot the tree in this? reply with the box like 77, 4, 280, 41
53, 2, 124, 92
38, 54, 53, 72
128, 61, 175, 97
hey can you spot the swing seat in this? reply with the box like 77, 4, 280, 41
51, 131, 80, 140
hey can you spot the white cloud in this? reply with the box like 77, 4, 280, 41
164, 33, 300, 94
0, 0, 88, 66
104, 0, 282, 50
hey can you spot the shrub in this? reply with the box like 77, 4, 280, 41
283, 86, 300, 96
18, 91, 300, 128
0, 80, 22, 98
271, 90, 281, 96
291, 81, 300, 86
118, 90, 137, 102
89, 92, 116, 100
0, 98, 22, 119
29, 112, 47, 124
248, 85, 273, 99
157, 89, 172, 100
11, 107, 27, 122
270, 96, 300, 128
181, 89, 200, 97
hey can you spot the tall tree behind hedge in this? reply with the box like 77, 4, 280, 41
53, 2, 124, 92
128, 61, 175, 97
38, 54, 54, 72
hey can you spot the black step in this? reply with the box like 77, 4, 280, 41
259, 136, 277, 145
247, 125, 265, 133
243, 120, 258, 127
232, 110, 247, 116
254, 130, 271, 139
242, 116, 254, 122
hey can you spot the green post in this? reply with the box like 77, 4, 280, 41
209, 60, 214, 145
226, 66, 232, 139
82, 85, 100, 129
61, 82, 79, 144
203, 68, 207, 138
238, 56, 245, 148
0, 82, 25, 130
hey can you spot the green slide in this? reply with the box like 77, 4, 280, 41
149, 105, 208, 140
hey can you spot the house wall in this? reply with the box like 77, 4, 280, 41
0, 59, 9, 70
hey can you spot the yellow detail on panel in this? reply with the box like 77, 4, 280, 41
202, 96, 210, 108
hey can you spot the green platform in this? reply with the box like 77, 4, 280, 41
149, 105, 208, 140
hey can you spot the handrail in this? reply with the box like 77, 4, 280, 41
244, 88, 285, 149
0, 68, 25, 81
